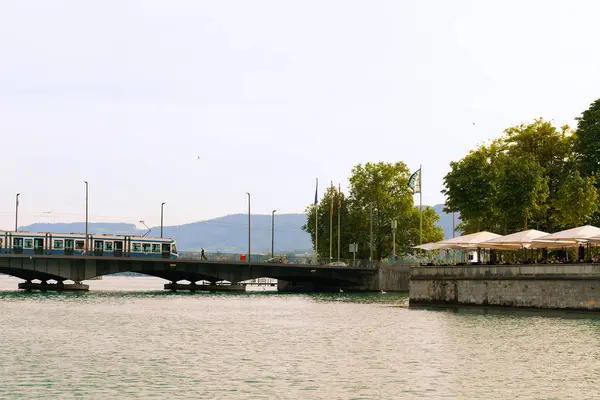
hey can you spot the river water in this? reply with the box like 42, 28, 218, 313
1, 276, 599, 399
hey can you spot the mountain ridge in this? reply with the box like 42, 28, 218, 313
15, 205, 459, 252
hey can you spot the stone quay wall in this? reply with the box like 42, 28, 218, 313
410, 264, 600, 311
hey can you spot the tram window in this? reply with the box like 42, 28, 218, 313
74, 240, 84, 250
104, 242, 113, 251
142, 243, 151, 252
53, 240, 64, 249
132, 243, 141, 252
152, 244, 161, 253
94, 241, 103, 250
24, 239, 33, 248
66, 240, 75, 249
162, 244, 170, 253
172, 244, 177, 254
14, 238, 23, 247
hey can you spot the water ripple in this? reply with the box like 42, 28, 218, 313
1, 276, 599, 399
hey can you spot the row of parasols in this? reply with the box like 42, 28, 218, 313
413, 225, 600, 251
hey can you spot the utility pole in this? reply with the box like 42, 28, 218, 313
369, 205, 373, 263
391, 219, 397, 263
15, 193, 20, 232
160, 202, 166, 238
337, 184, 341, 262
329, 182, 333, 261
271, 209, 276, 258
452, 212, 456, 263
84, 182, 88, 255
246, 193, 251, 262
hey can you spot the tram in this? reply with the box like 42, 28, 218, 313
0, 231, 179, 259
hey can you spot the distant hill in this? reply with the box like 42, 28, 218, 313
18, 206, 460, 252
432, 204, 462, 239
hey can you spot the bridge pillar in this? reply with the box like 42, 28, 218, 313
18, 281, 89, 292
164, 282, 246, 292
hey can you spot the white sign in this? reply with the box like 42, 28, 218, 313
349, 243, 358, 253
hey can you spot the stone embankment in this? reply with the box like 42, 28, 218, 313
410, 264, 600, 311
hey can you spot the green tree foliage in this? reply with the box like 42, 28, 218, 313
443, 118, 599, 234
302, 162, 443, 260
302, 185, 351, 259
550, 171, 598, 228
495, 153, 548, 232
442, 144, 500, 232
573, 98, 600, 224
574, 98, 600, 178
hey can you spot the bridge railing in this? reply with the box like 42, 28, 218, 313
178, 251, 416, 268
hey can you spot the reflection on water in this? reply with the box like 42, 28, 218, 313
1, 276, 599, 399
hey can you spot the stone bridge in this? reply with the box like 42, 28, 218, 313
0, 254, 410, 292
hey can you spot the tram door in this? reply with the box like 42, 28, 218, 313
34, 238, 44, 255
94, 240, 104, 256
114, 240, 123, 257
65, 239, 74, 256
161, 243, 170, 258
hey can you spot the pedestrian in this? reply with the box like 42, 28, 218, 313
201, 248, 207, 260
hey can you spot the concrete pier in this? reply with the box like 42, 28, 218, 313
164, 283, 246, 292
410, 263, 600, 311
18, 281, 89, 292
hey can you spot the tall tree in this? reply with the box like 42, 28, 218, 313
302, 162, 443, 261
442, 144, 501, 233
302, 185, 350, 260
550, 171, 598, 228
573, 98, 600, 224
574, 98, 600, 178
495, 153, 548, 232
443, 118, 597, 234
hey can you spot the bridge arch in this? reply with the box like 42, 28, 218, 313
0, 267, 69, 283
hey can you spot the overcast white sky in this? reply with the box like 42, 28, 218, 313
1, 0, 599, 229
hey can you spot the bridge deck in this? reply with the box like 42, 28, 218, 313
0, 253, 388, 292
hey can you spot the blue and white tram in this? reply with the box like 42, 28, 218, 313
0, 231, 178, 259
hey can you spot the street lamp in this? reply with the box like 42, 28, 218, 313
391, 219, 397, 263
271, 210, 277, 258
369, 205, 373, 263
15, 193, 20, 232
246, 193, 251, 262
84, 182, 88, 255
160, 202, 166, 238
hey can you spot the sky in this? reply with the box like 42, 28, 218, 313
1, 0, 600, 229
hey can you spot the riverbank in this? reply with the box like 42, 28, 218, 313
410, 263, 600, 311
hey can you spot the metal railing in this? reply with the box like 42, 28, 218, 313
178, 251, 416, 268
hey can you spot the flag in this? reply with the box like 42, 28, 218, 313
314, 178, 319, 205
408, 168, 421, 194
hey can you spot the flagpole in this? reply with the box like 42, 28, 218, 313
337, 183, 341, 262
419, 165, 423, 246
329, 181, 333, 261
315, 178, 318, 263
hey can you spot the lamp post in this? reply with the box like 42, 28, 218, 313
160, 202, 166, 238
271, 209, 276, 258
15, 193, 20, 232
452, 212, 456, 264
246, 193, 251, 262
84, 182, 88, 255
369, 205, 373, 263
391, 219, 397, 263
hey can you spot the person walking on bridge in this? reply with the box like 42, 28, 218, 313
201, 248, 207, 260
